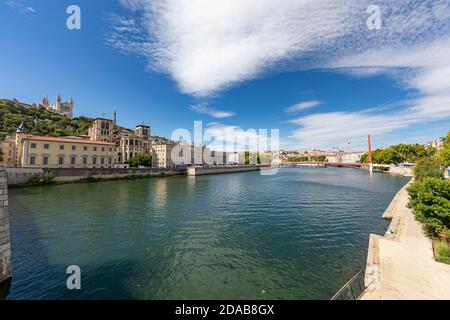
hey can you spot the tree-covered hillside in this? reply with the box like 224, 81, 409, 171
0, 99, 94, 139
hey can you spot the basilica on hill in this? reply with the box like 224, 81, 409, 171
42, 94, 74, 118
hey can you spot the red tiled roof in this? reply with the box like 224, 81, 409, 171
24, 135, 115, 145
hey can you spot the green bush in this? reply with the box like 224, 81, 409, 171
27, 175, 42, 186
42, 172, 55, 185
126, 154, 152, 167
27, 173, 55, 186
407, 178, 450, 237
413, 158, 444, 181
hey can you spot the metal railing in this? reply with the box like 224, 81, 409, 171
331, 270, 366, 300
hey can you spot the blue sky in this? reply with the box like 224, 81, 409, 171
1, 0, 449, 151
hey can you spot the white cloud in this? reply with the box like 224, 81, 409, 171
113, 0, 450, 97
285, 100, 321, 113
112, 0, 372, 96
190, 104, 235, 118
5, 0, 36, 13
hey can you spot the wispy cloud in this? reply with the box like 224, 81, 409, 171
288, 38, 450, 149
190, 104, 235, 118
285, 100, 321, 113
5, 0, 35, 13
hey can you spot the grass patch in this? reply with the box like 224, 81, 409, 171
433, 240, 450, 264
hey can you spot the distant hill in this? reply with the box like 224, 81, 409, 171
0, 99, 94, 139
0, 99, 171, 143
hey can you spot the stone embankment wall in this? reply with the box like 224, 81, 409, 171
5, 167, 185, 186
388, 166, 414, 177
44, 168, 185, 184
187, 165, 260, 176
0, 168, 11, 284
6, 168, 44, 185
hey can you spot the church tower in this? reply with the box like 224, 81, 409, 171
89, 118, 114, 142
42, 96, 49, 108
15, 122, 28, 167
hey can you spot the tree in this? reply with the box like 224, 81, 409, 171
436, 132, 450, 167
413, 157, 444, 181
361, 143, 436, 165
407, 177, 450, 237
287, 155, 327, 162
125, 154, 152, 167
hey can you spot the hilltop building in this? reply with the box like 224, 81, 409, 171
42, 94, 74, 118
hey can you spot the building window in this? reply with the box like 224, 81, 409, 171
31, 143, 37, 149
101, 147, 105, 152
71, 157, 76, 165
59, 157, 64, 165
72, 145, 76, 151
109, 147, 112, 152
108, 158, 112, 164
93, 147, 97, 152
93, 157, 97, 164
43, 156, 48, 165
83, 146, 88, 151
30, 156, 36, 165
60, 145, 64, 150
101, 157, 105, 165
83, 157, 87, 165
44, 144, 49, 149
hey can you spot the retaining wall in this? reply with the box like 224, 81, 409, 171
6, 168, 43, 186
0, 168, 11, 284
187, 165, 259, 176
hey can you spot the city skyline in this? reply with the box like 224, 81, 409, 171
1, 0, 449, 151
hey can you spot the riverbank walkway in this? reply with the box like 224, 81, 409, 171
361, 182, 450, 299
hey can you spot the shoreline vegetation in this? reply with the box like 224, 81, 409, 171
406, 131, 450, 264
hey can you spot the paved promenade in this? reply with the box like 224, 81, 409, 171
362, 182, 450, 300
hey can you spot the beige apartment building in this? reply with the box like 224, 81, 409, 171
0, 139, 16, 167
152, 143, 176, 168
15, 131, 116, 169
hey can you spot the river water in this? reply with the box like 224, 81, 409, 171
6, 168, 409, 299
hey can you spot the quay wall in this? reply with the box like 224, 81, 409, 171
6, 167, 185, 186
188, 165, 260, 176
44, 168, 185, 184
388, 166, 414, 177
6, 168, 44, 186
0, 168, 11, 284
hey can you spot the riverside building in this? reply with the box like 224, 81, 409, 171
5, 122, 116, 168
0, 117, 156, 168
